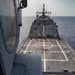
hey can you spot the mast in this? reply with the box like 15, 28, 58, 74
43, 4, 45, 15
36, 4, 51, 17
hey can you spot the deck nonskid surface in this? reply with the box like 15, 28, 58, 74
18, 39, 75, 72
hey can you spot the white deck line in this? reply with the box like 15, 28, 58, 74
43, 25, 44, 36
56, 40, 68, 61
24, 40, 32, 54
43, 39, 46, 72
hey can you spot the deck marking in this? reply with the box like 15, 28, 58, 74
53, 51, 56, 53
30, 51, 32, 52
73, 57, 75, 61
56, 40, 68, 61
57, 51, 59, 53
27, 51, 28, 52
35, 42, 53, 49
24, 40, 32, 54
43, 39, 46, 72
37, 51, 38, 52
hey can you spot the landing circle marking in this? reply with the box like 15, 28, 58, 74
35, 42, 53, 49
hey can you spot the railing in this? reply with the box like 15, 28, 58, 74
43, 72, 75, 74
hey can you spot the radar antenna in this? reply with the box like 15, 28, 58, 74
36, 4, 51, 17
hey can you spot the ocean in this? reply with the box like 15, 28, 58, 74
19, 16, 75, 50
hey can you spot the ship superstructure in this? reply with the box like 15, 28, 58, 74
29, 4, 59, 38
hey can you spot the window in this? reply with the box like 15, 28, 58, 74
0, 0, 18, 53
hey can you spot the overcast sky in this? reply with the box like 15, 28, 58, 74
22, 0, 75, 16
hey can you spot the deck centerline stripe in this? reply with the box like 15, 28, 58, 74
24, 40, 32, 54
56, 40, 68, 61
43, 39, 46, 72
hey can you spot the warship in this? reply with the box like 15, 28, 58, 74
0, 0, 75, 75
17, 4, 75, 75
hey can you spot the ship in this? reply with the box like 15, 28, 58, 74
29, 4, 59, 39
17, 4, 75, 75
0, 0, 75, 75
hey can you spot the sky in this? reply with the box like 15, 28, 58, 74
22, 0, 75, 16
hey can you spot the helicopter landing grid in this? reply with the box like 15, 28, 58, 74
24, 39, 68, 61
17, 38, 75, 72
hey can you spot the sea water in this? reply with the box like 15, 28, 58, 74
19, 16, 75, 50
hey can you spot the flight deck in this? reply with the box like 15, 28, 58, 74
17, 38, 75, 73
17, 4, 75, 75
